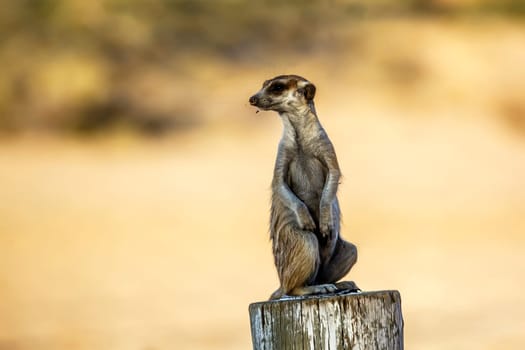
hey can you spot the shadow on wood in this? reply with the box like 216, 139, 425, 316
249, 290, 403, 350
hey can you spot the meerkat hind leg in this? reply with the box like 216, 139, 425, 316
274, 228, 321, 300
316, 239, 357, 284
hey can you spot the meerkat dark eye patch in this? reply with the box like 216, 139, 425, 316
269, 83, 286, 94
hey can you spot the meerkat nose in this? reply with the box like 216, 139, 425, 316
249, 95, 258, 106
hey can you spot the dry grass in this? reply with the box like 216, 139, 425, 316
1, 18, 525, 350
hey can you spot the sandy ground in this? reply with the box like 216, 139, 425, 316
1, 18, 525, 350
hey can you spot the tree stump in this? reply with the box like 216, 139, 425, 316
249, 290, 403, 350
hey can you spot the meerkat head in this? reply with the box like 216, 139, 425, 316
249, 75, 316, 114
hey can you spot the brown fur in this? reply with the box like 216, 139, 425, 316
249, 75, 358, 300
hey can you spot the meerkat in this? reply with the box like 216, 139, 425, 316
249, 75, 358, 300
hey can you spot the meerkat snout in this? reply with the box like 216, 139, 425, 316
249, 95, 258, 106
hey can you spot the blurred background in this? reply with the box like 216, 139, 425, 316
1, 0, 524, 349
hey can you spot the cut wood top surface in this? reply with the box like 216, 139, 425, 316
249, 290, 401, 307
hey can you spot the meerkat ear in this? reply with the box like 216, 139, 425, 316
304, 83, 316, 100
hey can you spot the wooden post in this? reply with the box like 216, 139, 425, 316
249, 290, 403, 350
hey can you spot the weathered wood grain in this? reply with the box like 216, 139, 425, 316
249, 290, 403, 350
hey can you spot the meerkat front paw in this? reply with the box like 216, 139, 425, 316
319, 205, 334, 238
295, 204, 316, 231
319, 221, 333, 238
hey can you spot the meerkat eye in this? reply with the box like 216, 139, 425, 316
269, 83, 286, 93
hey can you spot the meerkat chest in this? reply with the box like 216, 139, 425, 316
287, 150, 327, 201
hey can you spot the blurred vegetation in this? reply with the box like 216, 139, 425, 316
0, 0, 523, 135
